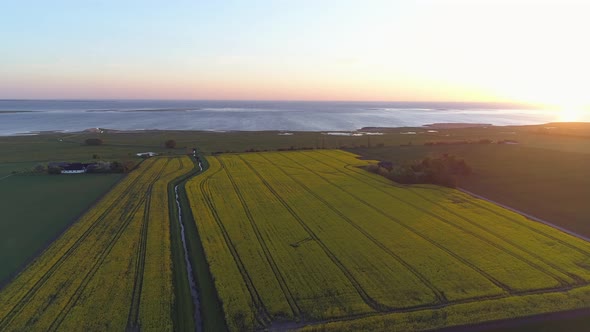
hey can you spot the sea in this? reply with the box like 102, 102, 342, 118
0, 100, 560, 136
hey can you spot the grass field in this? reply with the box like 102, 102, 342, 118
0, 156, 193, 331
348, 142, 590, 238
185, 150, 590, 331
0, 173, 122, 285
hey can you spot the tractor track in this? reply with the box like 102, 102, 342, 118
245, 154, 451, 305
277, 152, 513, 294
48, 158, 171, 331
232, 155, 394, 313
291, 152, 569, 290
314, 151, 588, 284
0, 159, 160, 329
197, 163, 272, 327
217, 157, 302, 321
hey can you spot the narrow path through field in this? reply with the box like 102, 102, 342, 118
0, 174, 14, 182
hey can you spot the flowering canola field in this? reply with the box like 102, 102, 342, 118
186, 150, 590, 331
0, 156, 193, 331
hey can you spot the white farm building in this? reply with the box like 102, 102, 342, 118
136, 152, 158, 157
61, 163, 87, 174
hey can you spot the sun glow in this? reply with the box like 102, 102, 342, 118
558, 109, 581, 122
555, 101, 589, 122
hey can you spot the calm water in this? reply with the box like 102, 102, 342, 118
0, 100, 558, 136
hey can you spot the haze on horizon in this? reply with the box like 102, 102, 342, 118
1, 0, 589, 117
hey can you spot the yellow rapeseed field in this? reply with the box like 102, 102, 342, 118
186, 150, 590, 331
0, 156, 193, 331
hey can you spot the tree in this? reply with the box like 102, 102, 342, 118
122, 160, 135, 172
48, 166, 62, 174
165, 139, 176, 149
33, 164, 47, 173
85, 138, 103, 146
110, 161, 124, 173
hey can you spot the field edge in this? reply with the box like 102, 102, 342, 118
174, 153, 229, 331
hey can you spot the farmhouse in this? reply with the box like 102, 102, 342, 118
61, 163, 86, 174
137, 152, 158, 157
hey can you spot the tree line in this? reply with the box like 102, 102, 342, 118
366, 154, 471, 188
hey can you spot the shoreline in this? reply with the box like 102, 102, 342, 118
3, 122, 577, 137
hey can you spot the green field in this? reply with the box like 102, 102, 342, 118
0, 173, 122, 284
349, 140, 590, 238
0, 157, 194, 331
186, 150, 590, 331
1, 125, 590, 330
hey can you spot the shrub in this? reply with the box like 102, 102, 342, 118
48, 166, 62, 174
165, 139, 176, 149
85, 138, 103, 146
33, 164, 47, 173
366, 154, 469, 188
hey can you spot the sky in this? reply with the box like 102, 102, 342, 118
1, 0, 589, 110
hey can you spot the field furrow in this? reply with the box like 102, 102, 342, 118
217, 156, 377, 317
238, 154, 444, 308
0, 156, 193, 331
186, 150, 590, 331
299, 151, 569, 291
189, 159, 269, 331
218, 157, 301, 320
311, 150, 590, 284
253, 152, 505, 302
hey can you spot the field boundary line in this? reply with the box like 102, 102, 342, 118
281, 283, 590, 331
457, 188, 590, 245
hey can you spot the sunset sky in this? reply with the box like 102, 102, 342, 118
1, 0, 589, 110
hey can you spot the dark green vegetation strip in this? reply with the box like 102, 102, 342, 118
0, 173, 123, 286
169, 153, 228, 332
436, 308, 590, 332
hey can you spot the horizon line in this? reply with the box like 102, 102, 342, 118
0, 98, 543, 106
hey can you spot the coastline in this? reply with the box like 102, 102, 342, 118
0, 122, 544, 137
0, 100, 564, 136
